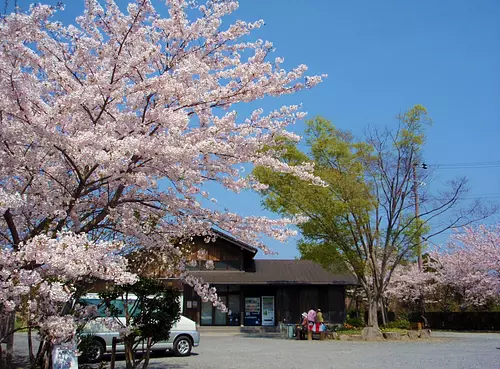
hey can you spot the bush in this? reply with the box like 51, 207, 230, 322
383, 319, 411, 330
345, 316, 365, 328
336, 324, 362, 333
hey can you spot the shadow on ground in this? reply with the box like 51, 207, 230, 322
79, 351, 198, 368
241, 333, 287, 339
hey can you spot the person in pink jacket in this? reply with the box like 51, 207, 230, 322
306, 309, 317, 340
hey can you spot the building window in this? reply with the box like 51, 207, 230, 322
201, 301, 213, 325
214, 261, 228, 270
198, 286, 241, 326
227, 294, 240, 326
185, 261, 200, 271
214, 296, 227, 325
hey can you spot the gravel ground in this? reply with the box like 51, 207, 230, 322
12, 331, 500, 369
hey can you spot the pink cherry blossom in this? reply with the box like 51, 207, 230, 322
0, 0, 323, 345
386, 225, 500, 308
0, 232, 136, 342
39, 316, 76, 345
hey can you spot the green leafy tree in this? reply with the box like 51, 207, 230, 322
254, 106, 491, 334
96, 278, 180, 369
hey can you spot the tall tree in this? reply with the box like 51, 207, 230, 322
0, 0, 323, 365
254, 107, 492, 334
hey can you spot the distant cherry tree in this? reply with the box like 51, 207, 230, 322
387, 225, 500, 310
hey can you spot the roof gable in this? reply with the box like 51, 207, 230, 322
210, 229, 258, 255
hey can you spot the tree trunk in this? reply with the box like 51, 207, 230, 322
366, 294, 379, 329
362, 294, 384, 340
140, 338, 152, 369
34, 340, 46, 369
2, 313, 15, 368
124, 337, 136, 369
28, 327, 36, 367
380, 297, 388, 326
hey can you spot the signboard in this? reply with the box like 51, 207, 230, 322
261, 296, 275, 326
244, 297, 261, 326
52, 343, 78, 369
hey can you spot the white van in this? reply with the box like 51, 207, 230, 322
80, 294, 200, 362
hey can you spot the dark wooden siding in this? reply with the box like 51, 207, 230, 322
276, 285, 346, 324
189, 238, 242, 261
183, 284, 347, 326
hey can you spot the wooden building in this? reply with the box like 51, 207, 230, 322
166, 231, 357, 327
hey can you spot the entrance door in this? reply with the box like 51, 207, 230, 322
214, 296, 227, 325
228, 294, 241, 326
201, 301, 213, 325
200, 294, 240, 325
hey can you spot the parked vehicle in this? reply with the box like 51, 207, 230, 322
80, 294, 200, 363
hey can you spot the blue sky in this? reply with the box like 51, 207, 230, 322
228, 0, 500, 258
10, 0, 500, 259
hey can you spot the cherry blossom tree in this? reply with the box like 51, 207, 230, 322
0, 0, 324, 365
386, 225, 500, 310
434, 225, 500, 308
385, 260, 438, 309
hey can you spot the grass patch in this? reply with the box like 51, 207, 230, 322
14, 317, 32, 332
380, 327, 408, 333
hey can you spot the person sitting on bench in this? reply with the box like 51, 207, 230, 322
296, 312, 308, 340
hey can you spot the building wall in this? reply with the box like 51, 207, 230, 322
188, 238, 243, 261
185, 238, 251, 271
182, 284, 346, 326
126, 236, 254, 277
275, 285, 346, 324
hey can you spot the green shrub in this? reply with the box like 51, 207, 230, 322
14, 315, 30, 332
383, 319, 411, 330
336, 325, 362, 333
345, 316, 365, 328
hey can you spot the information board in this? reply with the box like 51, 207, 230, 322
52, 343, 78, 369
244, 297, 261, 326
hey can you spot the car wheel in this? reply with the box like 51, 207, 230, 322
84, 339, 105, 363
173, 336, 192, 356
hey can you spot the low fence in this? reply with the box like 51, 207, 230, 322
409, 312, 500, 331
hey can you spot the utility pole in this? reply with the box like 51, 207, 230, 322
413, 163, 423, 272
413, 162, 428, 271
413, 162, 427, 319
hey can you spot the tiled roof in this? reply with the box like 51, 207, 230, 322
188, 259, 357, 285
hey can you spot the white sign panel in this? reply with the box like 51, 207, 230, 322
261, 296, 275, 326
52, 343, 78, 369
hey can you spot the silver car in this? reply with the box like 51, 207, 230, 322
80, 296, 200, 362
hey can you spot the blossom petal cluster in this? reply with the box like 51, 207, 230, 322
0, 232, 135, 343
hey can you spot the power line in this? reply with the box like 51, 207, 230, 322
434, 165, 500, 170
425, 160, 500, 170
433, 160, 500, 166
460, 193, 500, 199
